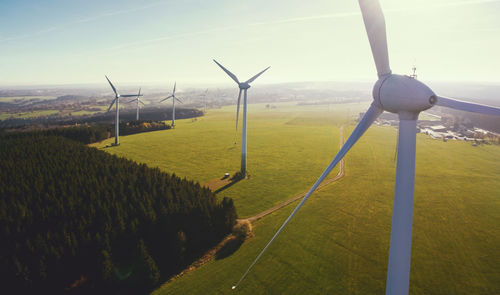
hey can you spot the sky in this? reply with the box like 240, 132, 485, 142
0, 0, 499, 86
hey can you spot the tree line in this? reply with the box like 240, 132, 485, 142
2, 120, 171, 144
0, 133, 237, 294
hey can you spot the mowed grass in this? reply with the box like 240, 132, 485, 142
92, 102, 499, 294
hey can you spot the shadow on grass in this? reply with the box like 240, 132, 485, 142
214, 172, 247, 193
214, 178, 242, 193
215, 237, 244, 260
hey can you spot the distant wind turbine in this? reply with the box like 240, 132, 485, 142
159, 82, 183, 127
200, 88, 209, 112
231, 0, 500, 293
213, 60, 270, 177
128, 88, 145, 121
105, 76, 142, 146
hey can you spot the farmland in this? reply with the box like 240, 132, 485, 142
91, 102, 500, 294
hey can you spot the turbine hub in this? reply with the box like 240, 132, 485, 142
239, 83, 251, 89
372, 74, 436, 115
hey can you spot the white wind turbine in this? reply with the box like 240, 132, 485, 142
105, 76, 142, 146
159, 82, 183, 127
231, 0, 500, 293
128, 88, 144, 121
213, 60, 270, 177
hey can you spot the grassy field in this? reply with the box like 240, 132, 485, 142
91, 102, 363, 217
91, 102, 499, 294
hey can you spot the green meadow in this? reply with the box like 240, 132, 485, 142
91, 102, 500, 294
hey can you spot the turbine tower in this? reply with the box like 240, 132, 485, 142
159, 82, 183, 127
128, 88, 144, 121
231, 0, 500, 293
105, 76, 142, 146
213, 60, 270, 177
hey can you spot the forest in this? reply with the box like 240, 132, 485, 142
0, 133, 237, 294
1, 120, 173, 144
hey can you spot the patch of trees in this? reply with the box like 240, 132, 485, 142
0, 135, 237, 294
2, 120, 172, 145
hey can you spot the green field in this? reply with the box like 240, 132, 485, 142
91, 102, 500, 294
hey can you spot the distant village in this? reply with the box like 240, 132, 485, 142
363, 112, 500, 145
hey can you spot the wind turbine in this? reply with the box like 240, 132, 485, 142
200, 88, 209, 112
231, 0, 500, 293
213, 60, 270, 177
159, 82, 183, 127
128, 88, 145, 121
105, 76, 142, 146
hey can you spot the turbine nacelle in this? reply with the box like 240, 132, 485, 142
238, 83, 251, 89
373, 74, 436, 117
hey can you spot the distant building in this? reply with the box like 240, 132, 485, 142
429, 125, 447, 132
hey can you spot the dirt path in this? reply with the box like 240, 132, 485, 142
241, 125, 345, 223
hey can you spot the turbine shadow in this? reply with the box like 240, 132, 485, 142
214, 178, 241, 193
214, 172, 245, 193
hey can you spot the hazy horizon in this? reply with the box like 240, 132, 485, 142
1, 0, 500, 86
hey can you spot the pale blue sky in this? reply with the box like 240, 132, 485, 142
0, 0, 499, 86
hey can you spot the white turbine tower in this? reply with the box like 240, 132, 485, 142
213, 60, 270, 177
105, 76, 142, 146
128, 88, 144, 121
159, 82, 183, 127
231, 0, 500, 293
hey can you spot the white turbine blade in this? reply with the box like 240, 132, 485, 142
175, 97, 183, 104
231, 103, 383, 290
107, 98, 116, 112
139, 100, 145, 106
137, 88, 142, 98
213, 59, 240, 84
386, 118, 417, 295
244, 66, 270, 84
119, 94, 138, 97
173, 82, 176, 95
128, 98, 136, 103
358, 0, 391, 77
235, 89, 242, 130
105, 75, 118, 96
436, 96, 500, 116
160, 95, 173, 103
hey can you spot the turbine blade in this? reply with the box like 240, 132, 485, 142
139, 100, 145, 106
244, 66, 270, 84
105, 75, 118, 96
173, 82, 176, 95
119, 94, 139, 97
231, 103, 383, 290
213, 59, 239, 84
137, 88, 141, 98
107, 98, 116, 112
128, 98, 136, 103
436, 96, 500, 116
386, 118, 417, 295
358, 0, 391, 77
235, 89, 242, 130
160, 95, 173, 103
175, 97, 183, 104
